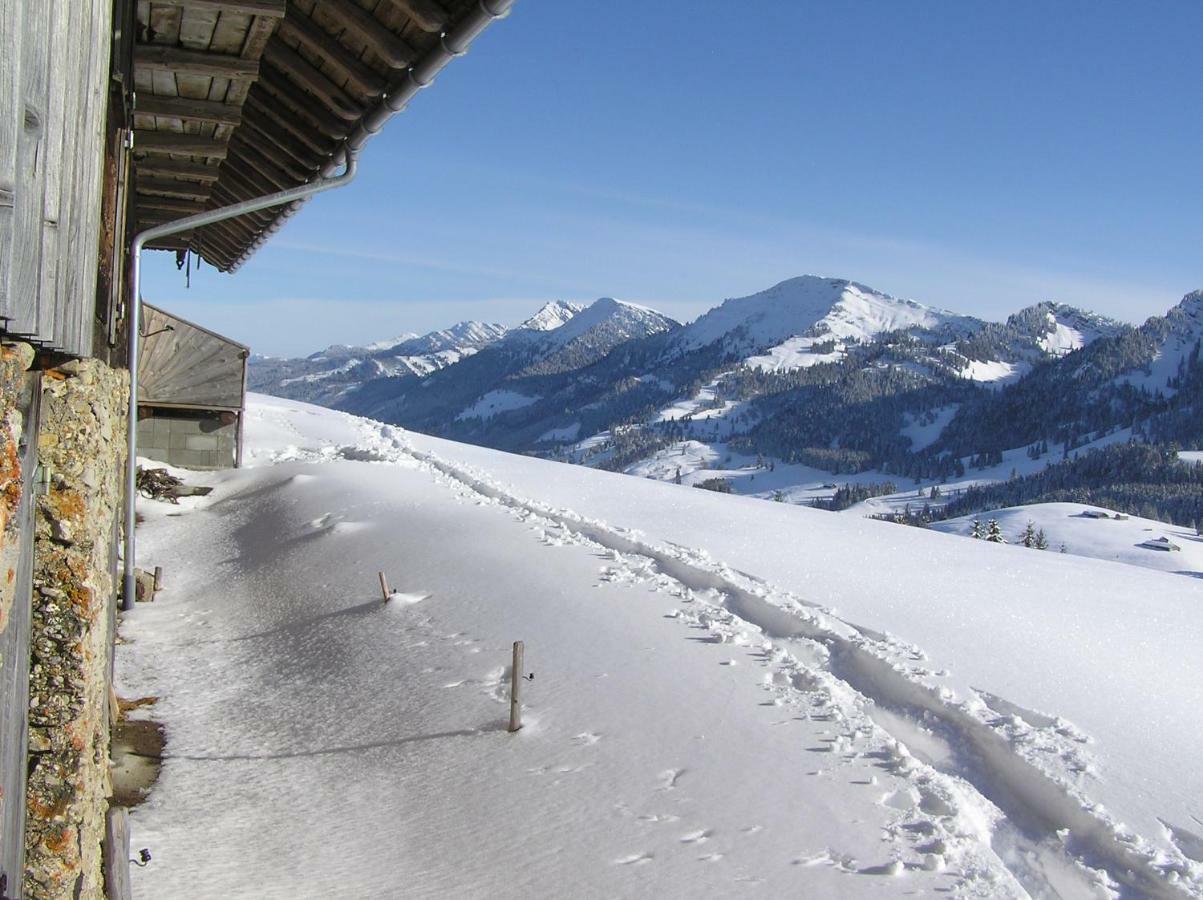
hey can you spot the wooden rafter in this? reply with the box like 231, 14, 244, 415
146, 0, 286, 17
135, 131, 230, 156
134, 158, 224, 181
136, 94, 243, 126
262, 42, 362, 121
134, 45, 260, 79
278, 6, 387, 97
319, 0, 418, 69
380, 0, 449, 34
135, 177, 213, 199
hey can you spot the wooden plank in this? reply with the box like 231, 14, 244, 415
134, 157, 222, 180
136, 93, 242, 125
150, 0, 285, 17
278, 6, 387, 97
134, 44, 260, 79
4, 0, 51, 337
262, 42, 362, 121
136, 194, 208, 215
65, 0, 112, 357
0, 378, 38, 892
380, 0, 448, 34
135, 177, 212, 199
177, 4, 220, 50
103, 807, 133, 900
320, 0, 417, 69
140, 305, 252, 406
135, 131, 229, 156
0, 0, 25, 323
38, 0, 72, 346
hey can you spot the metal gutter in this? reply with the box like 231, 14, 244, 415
226, 0, 517, 272
122, 151, 358, 611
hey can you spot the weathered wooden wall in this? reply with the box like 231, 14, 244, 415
0, 0, 114, 358
139, 303, 248, 408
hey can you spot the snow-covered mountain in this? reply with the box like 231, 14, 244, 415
667, 276, 978, 370
519, 299, 586, 332
248, 319, 508, 405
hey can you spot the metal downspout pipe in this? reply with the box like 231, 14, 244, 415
227, 0, 518, 273
121, 152, 358, 611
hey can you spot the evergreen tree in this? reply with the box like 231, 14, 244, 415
969, 519, 984, 539
1020, 520, 1037, 548
986, 519, 1006, 543
1035, 528, 1049, 550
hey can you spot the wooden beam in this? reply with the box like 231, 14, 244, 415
262, 42, 362, 121
381, 0, 449, 34
135, 177, 213, 200
243, 93, 336, 157
137, 195, 209, 215
278, 6, 387, 97
135, 131, 230, 157
144, 0, 285, 18
320, 0, 417, 69
135, 94, 242, 126
227, 140, 293, 190
134, 45, 260, 79
241, 116, 325, 171
232, 130, 311, 180
255, 72, 348, 138
134, 157, 223, 181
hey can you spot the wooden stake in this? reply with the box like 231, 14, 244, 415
378, 571, 390, 601
508, 641, 524, 733
153, 566, 163, 592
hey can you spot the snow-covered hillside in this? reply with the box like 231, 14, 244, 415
119, 395, 1203, 899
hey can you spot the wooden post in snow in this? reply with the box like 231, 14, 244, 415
378, 571, 390, 601
153, 566, 163, 591
508, 641, 524, 733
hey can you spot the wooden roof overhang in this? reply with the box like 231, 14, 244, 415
131, 0, 496, 271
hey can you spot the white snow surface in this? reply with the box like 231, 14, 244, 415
455, 388, 539, 421
119, 395, 1203, 899
519, 299, 586, 332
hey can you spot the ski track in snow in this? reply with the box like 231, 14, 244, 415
245, 405, 1203, 899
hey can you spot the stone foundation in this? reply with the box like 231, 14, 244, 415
24, 358, 127, 900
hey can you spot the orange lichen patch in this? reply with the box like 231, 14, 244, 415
7, 567, 14, 583
46, 488, 86, 523
43, 826, 77, 855
68, 585, 94, 616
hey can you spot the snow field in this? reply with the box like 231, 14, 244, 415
119, 396, 1203, 898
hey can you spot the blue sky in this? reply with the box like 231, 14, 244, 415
143, 1, 1203, 356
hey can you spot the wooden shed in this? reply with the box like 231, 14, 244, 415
136, 303, 249, 468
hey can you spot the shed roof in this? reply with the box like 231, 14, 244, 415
131, 0, 508, 271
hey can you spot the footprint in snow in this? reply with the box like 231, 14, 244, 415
572, 732, 602, 746
658, 768, 686, 791
679, 829, 713, 844
613, 852, 654, 866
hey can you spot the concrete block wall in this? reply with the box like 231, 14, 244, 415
137, 408, 237, 469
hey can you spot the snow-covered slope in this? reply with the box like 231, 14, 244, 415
931, 501, 1203, 575
1118, 290, 1203, 395
119, 395, 1203, 899
519, 299, 586, 332
667, 276, 975, 369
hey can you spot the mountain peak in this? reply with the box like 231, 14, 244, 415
521, 300, 586, 332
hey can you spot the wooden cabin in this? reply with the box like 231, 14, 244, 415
136, 304, 249, 469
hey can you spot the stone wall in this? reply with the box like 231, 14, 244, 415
137, 406, 237, 469
24, 358, 127, 900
